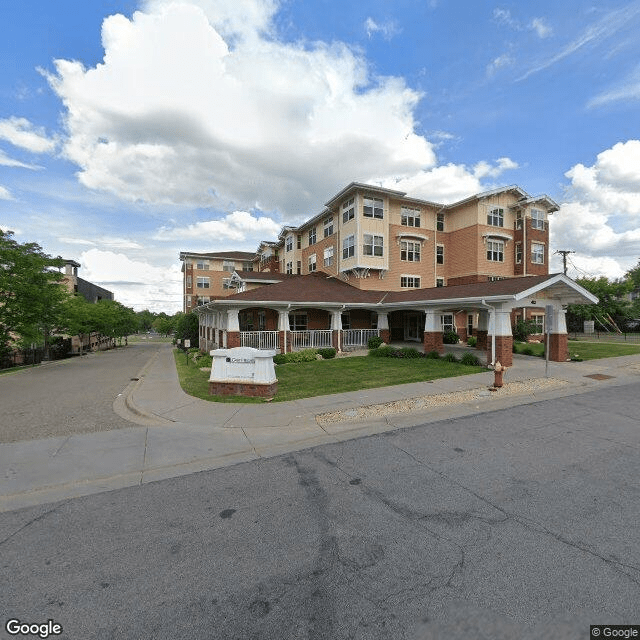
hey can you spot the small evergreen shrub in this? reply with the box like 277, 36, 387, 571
460, 352, 481, 366
368, 336, 384, 349
198, 354, 213, 368
317, 347, 336, 359
442, 352, 459, 363
369, 345, 397, 358
443, 331, 460, 344
399, 347, 423, 359
273, 353, 287, 364
425, 350, 441, 359
467, 336, 477, 347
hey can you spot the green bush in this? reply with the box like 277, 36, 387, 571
369, 345, 398, 358
273, 349, 319, 365
467, 336, 477, 347
460, 352, 481, 366
513, 319, 540, 342
198, 354, 213, 368
317, 347, 336, 359
520, 346, 534, 356
399, 347, 423, 358
367, 336, 384, 349
443, 331, 459, 344
425, 350, 441, 359
273, 353, 287, 364
442, 352, 459, 363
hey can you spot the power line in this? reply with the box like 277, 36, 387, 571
554, 250, 575, 275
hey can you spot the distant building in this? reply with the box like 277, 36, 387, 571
62, 260, 114, 303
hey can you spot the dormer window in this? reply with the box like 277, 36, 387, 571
531, 208, 545, 230
488, 207, 504, 227
363, 196, 383, 219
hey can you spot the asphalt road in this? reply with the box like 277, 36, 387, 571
1, 381, 639, 639
0, 343, 160, 443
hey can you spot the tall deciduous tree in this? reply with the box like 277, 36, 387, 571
0, 230, 67, 357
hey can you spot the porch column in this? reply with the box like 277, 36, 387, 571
488, 307, 513, 367
278, 310, 289, 354
377, 312, 390, 344
476, 310, 489, 352
423, 310, 444, 354
330, 310, 342, 351
549, 306, 569, 362
226, 309, 241, 348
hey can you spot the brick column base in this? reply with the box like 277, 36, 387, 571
458, 328, 468, 343
476, 330, 488, 351
380, 329, 390, 345
423, 331, 444, 354
226, 331, 241, 348
488, 336, 513, 367
332, 330, 340, 351
209, 381, 277, 397
549, 334, 569, 362
278, 331, 285, 353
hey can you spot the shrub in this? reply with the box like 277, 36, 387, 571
460, 352, 481, 366
317, 347, 336, 359
369, 345, 397, 358
467, 336, 477, 347
273, 349, 319, 365
273, 353, 287, 365
198, 354, 213, 368
367, 336, 384, 349
425, 350, 441, 359
399, 347, 423, 359
513, 319, 540, 342
520, 346, 534, 356
443, 331, 459, 344
442, 352, 459, 363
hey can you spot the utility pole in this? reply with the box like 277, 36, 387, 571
555, 250, 575, 276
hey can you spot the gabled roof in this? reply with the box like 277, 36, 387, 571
179, 250, 256, 261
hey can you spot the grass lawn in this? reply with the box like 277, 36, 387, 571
513, 340, 640, 360
173, 349, 487, 403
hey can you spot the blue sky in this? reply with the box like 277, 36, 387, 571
1, 0, 639, 312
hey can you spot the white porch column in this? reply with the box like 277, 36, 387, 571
330, 310, 342, 351
550, 306, 568, 334
278, 310, 289, 354
424, 310, 440, 332
227, 309, 240, 331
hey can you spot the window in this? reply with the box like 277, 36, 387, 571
289, 314, 307, 331
186, 295, 192, 307
196, 261, 209, 270
222, 260, 235, 272
222, 278, 233, 290
296, 260, 301, 274
437, 212, 444, 232
286, 236, 293, 252
342, 198, 355, 223
436, 245, 444, 264
531, 208, 544, 230
401, 240, 420, 262
186, 275, 192, 287
323, 246, 334, 267
516, 211, 523, 230
308, 227, 317, 245
401, 276, 421, 288
297, 234, 302, 249
401, 207, 420, 227
515, 242, 522, 264
323, 216, 334, 237
341, 313, 350, 330
308, 254, 317, 272
258, 312, 266, 331
488, 207, 504, 227
532, 242, 545, 264
441, 314, 454, 332
286, 261, 293, 274
197, 296, 210, 305
486, 239, 504, 262
196, 276, 210, 288
343, 235, 355, 259
363, 234, 383, 256
242, 261, 253, 272
436, 277, 445, 287
467, 314, 474, 335
531, 315, 544, 333
363, 196, 383, 218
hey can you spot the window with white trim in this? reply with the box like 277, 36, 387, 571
363, 196, 383, 219
286, 261, 293, 274
296, 261, 301, 274
186, 275, 192, 287
515, 242, 522, 264
363, 234, 383, 257
486, 239, 504, 262
222, 278, 233, 290
286, 236, 293, 252
532, 242, 544, 264
323, 216, 334, 237
531, 208, 544, 230
308, 254, 317, 272
196, 261, 209, 270
436, 277, 445, 287
289, 314, 307, 331
401, 240, 420, 261
297, 234, 302, 249
242, 261, 253, 272
323, 246, 334, 267
196, 276, 210, 288
186, 295, 192, 307
342, 198, 355, 223
436, 245, 444, 264
400, 276, 421, 288
343, 235, 355, 259
401, 207, 420, 227
516, 211, 523, 230
441, 314, 454, 332
308, 227, 317, 245
197, 296, 210, 305
437, 212, 445, 232
222, 260, 235, 272
531, 314, 544, 333
488, 207, 504, 227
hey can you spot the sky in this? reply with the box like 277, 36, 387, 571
1, 0, 639, 313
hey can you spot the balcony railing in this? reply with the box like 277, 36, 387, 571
290, 330, 333, 350
240, 331, 280, 350
342, 329, 380, 347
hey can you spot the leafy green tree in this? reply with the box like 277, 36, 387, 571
153, 314, 176, 336
567, 276, 633, 332
0, 230, 67, 358
136, 309, 155, 333
174, 312, 199, 347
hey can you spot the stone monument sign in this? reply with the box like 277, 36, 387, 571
209, 346, 277, 397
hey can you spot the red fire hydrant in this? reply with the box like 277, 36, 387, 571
493, 361, 506, 388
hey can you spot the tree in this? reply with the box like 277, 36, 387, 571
0, 230, 67, 358
174, 312, 199, 347
136, 309, 155, 333
566, 276, 633, 332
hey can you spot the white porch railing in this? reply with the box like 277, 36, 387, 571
240, 331, 280, 350
290, 330, 333, 350
342, 329, 380, 347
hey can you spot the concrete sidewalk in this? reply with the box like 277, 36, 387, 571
2, 344, 639, 512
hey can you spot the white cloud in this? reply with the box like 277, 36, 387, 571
44, 0, 438, 220
59, 236, 144, 249
486, 53, 514, 76
530, 18, 552, 38
364, 17, 401, 40
80, 248, 183, 313
552, 140, 640, 278
0, 149, 42, 170
0, 185, 14, 200
155, 210, 280, 241
588, 65, 640, 108
0, 117, 56, 154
